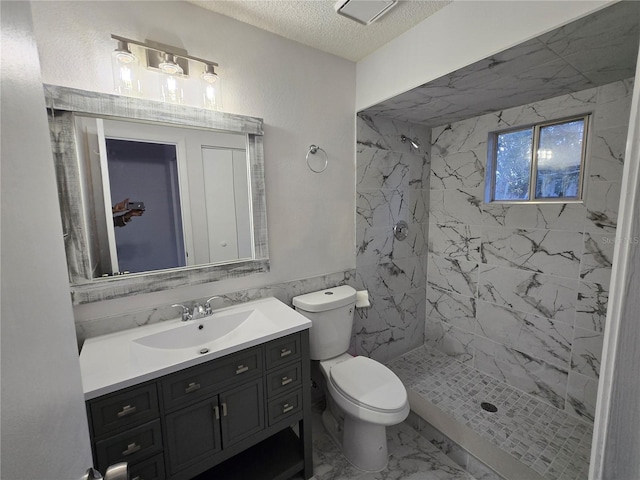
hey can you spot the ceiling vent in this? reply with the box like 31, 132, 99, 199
334, 0, 398, 25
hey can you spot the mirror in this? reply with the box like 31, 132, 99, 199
45, 85, 269, 304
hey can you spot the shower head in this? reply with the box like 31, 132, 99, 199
401, 135, 420, 150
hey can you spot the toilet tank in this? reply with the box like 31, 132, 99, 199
292, 285, 356, 360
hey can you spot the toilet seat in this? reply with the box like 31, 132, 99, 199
329, 356, 407, 413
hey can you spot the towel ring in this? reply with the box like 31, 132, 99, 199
306, 144, 328, 173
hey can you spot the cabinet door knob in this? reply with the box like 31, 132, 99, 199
221, 402, 228, 417
280, 348, 292, 357
236, 365, 249, 374
281, 377, 293, 386
185, 382, 201, 394
122, 442, 141, 456
117, 404, 137, 417
213, 405, 220, 420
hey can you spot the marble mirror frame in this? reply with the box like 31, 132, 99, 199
45, 84, 269, 305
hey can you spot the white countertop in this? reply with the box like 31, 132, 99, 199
79, 297, 311, 400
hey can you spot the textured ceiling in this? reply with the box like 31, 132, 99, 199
364, 1, 640, 126
187, 0, 452, 61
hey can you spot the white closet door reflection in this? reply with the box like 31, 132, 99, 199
201, 147, 252, 263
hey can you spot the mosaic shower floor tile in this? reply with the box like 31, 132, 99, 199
388, 346, 593, 480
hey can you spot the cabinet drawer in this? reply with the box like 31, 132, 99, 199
265, 333, 301, 370
95, 419, 162, 472
266, 362, 301, 398
129, 453, 165, 480
267, 390, 302, 426
89, 383, 159, 437
162, 347, 262, 411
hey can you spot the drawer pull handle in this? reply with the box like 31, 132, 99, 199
131, 477, 141, 480
282, 403, 294, 413
280, 348, 292, 357
117, 404, 137, 417
281, 377, 293, 386
213, 405, 220, 420
122, 442, 141, 456
236, 365, 249, 374
185, 382, 201, 394
222, 402, 228, 417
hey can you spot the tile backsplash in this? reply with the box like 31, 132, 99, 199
76, 270, 355, 344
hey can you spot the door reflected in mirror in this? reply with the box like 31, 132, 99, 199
45, 84, 268, 304
75, 116, 253, 278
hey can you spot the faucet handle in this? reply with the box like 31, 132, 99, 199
172, 304, 192, 321
205, 296, 221, 314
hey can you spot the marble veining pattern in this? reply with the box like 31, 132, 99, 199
363, 2, 637, 127
481, 228, 582, 278
475, 301, 573, 370
304, 407, 476, 480
477, 265, 577, 324
355, 114, 430, 364
76, 270, 355, 343
574, 281, 608, 333
429, 223, 482, 263
425, 79, 632, 420
388, 347, 593, 480
426, 285, 476, 332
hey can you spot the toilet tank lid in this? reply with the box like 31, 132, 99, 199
292, 285, 356, 312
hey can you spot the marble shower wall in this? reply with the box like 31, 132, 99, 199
426, 78, 634, 422
355, 114, 431, 363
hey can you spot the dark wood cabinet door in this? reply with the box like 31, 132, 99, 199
219, 379, 264, 448
164, 397, 221, 476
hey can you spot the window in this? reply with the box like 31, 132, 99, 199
486, 115, 589, 202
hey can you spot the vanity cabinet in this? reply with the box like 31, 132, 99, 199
86, 331, 312, 480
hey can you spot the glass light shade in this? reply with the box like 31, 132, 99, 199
201, 66, 222, 110
111, 44, 141, 96
160, 72, 184, 104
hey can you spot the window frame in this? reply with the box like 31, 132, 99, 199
485, 114, 591, 204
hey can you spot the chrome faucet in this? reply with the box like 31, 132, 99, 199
205, 296, 222, 315
191, 303, 206, 320
172, 297, 224, 321
172, 304, 192, 322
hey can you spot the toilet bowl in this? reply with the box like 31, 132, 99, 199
320, 354, 410, 471
292, 286, 409, 471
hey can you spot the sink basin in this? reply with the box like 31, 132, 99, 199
133, 309, 262, 350
80, 296, 312, 400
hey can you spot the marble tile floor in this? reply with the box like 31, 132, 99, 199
388, 347, 593, 480
292, 402, 477, 480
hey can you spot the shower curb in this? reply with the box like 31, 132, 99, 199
408, 389, 544, 480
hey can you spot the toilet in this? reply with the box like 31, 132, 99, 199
292, 285, 409, 472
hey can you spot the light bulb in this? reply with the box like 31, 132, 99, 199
201, 64, 221, 110
158, 53, 184, 104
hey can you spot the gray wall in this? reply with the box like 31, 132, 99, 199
0, 2, 93, 478
425, 79, 633, 422
354, 114, 431, 363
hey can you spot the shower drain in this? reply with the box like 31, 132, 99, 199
480, 402, 498, 413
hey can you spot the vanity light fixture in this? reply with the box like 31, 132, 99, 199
110, 34, 221, 109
